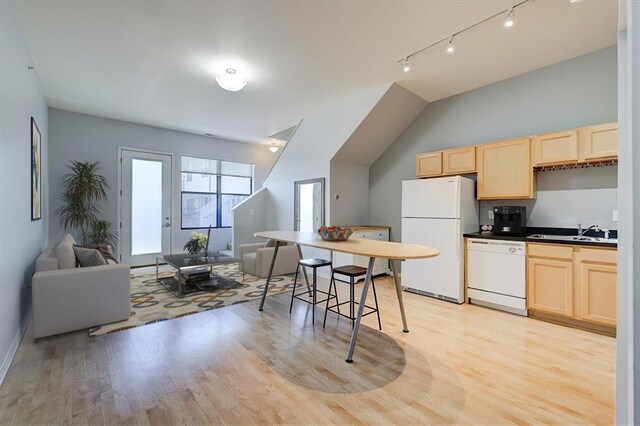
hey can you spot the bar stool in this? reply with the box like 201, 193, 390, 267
289, 258, 337, 323
323, 265, 381, 330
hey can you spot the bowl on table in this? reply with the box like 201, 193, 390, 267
317, 226, 354, 241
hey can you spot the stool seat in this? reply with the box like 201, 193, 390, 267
290, 257, 335, 324
299, 258, 332, 268
332, 265, 367, 277
324, 264, 381, 331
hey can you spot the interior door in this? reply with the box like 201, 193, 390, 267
294, 178, 325, 259
294, 178, 324, 232
120, 149, 172, 266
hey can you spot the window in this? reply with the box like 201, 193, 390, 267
181, 156, 253, 229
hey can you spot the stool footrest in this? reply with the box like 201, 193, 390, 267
293, 288, 337, 306
326, 301, 379, 320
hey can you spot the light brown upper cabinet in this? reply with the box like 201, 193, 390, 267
579, 122, 618, 161
442, 146, 476, 175
416, 152, 442, 177
532, 130, 579, 166
477, 138, 535, 199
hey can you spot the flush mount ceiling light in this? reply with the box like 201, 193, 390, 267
268, 143, 279, 153
216, 68, 246, 92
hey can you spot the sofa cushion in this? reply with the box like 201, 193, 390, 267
36, 244, 60, 272
56, 241, 77, 269
61, 233, 77, 246
265, 239, 287, 248
73, 246, 108, 267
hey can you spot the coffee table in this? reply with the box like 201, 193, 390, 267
156, 253, 242, 297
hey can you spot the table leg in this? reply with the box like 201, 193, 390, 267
155, 257, 159, 280
345, 257, 375, 363
295, 244, 311, 292
258, 241, 280, 311
391, 259, 409, 333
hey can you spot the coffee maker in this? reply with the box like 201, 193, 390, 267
493, 206, 527, 235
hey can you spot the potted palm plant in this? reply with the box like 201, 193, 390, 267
56, 161, 110, 244
89, 219, 119, 249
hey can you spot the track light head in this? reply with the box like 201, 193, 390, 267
504, 8, 515, 27
446, 36, 455, 54
403, 57, 411, 73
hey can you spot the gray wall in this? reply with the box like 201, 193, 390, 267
0, 2, 49, 382
330, 161, 370, 226
370, 46, 618, 241
48, 109, 275, 255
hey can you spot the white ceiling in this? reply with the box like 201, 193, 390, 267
13, 0, 617, 145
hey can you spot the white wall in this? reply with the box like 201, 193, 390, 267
0, 1, 49, 383
370, 46, 618, 241
615, 2, 638, 421
263, 84, 391, 231
48, 109, 275, 255
231, 188, 266, 256
330, 161, 370, 226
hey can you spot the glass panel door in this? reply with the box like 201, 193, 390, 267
121, 150, 172, 266
131, 159, 163, 255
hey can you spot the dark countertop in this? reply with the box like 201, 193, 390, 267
464, 227, 618, 248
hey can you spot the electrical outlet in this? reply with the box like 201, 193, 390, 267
488, 210, 494, 220
612, 210, 619, 222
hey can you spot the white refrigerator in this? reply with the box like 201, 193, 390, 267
401, 176, 478, 304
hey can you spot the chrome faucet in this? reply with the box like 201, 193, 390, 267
578, 224, 600, 237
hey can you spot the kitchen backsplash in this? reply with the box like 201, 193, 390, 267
479, 165, 618, 231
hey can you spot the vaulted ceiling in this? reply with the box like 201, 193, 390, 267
13, 0, 617, 145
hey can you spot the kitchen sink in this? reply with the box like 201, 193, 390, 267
527, 234, 617, 244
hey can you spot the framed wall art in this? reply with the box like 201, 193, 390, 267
31, 117, 41, 221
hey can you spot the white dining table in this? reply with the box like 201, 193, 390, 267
254, 230, 439, 363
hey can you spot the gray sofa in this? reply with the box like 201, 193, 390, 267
238, 242, 300, 278
32, 234, 131, 339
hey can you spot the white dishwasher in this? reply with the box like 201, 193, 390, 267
467, 238, 527, 316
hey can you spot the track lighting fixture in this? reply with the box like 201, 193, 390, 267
446, 36, 455, 54
403, 57, 411, 73
504, 7, 515, 27
397, 0, 529, 72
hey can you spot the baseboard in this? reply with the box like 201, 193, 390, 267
0, 309, 31, 387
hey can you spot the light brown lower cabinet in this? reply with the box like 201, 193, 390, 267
527, 257, 574, 317
579, 262, 617, 326
527, 243, 617, 330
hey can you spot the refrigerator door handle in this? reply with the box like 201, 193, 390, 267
455, 234, 460, 262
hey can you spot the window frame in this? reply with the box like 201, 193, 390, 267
180, 157, 253, 230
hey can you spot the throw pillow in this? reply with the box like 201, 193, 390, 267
76, 244, 118, 264
73, 245, 108, 267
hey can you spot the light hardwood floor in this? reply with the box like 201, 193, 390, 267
0, 275, 615, 424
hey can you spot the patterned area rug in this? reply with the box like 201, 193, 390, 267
88, 264, 298, 336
